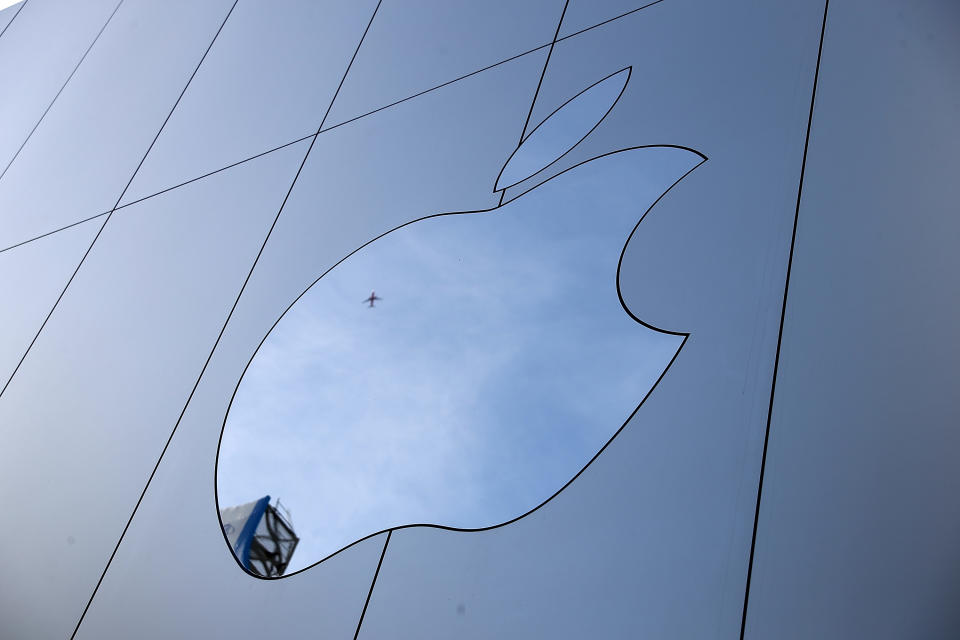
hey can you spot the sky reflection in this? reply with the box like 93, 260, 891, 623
217, 147, 699, 572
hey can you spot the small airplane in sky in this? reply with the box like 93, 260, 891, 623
363, 291, 382, 308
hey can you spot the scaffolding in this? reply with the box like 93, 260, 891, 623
221, 496, 299, 577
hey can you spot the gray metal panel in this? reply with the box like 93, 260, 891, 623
119, 0, 381, 205
0, 2, 24, 35
75, 528, 390, 639
558, 0, 660, 39
0, 139, 310, 639
0, 0, 120, 175
745, 1, 960, 638
0, 0, 236, 250
0, 217, 99, 390
323, 0, 562, 127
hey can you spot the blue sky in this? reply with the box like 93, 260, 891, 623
217, 146, 697, 572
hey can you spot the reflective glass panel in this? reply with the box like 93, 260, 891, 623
0, 0, 236, 251
0, 136, 310, 638
0, 0, 120, 174
0, 1, 955, 639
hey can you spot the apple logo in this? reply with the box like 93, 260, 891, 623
216, 67, 705, 574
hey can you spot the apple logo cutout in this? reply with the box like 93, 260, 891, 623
217, 69, 706, 575
496, 68, 632, 191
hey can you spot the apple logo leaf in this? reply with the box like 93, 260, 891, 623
495, 67, 631, 192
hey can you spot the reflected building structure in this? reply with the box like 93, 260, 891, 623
221, 497, 299, 578
0, 1, 957, 639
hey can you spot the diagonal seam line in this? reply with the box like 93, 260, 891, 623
0, 0, 28, 42
0, 210, 110, 255
320, 41, 552, 135
557, 0, 666, 43
738, 2, 830, 639
354, 531, 391, 640
0, 132, 315, 256
314, 1, 383, 133
0, 0, 124, 185
47, 1, 242, 635
517, 0, 569, 145
0, 0, 671, 257
321, 0, 668, 135
0, 42, 552, 257
1, 0, 240, 404
67, 1, 382, 637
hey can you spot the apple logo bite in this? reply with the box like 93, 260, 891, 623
216, 69, 705, 574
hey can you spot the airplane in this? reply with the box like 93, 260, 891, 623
363, 291, 381, 307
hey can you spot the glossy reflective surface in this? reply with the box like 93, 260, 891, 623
496, 68, 630, 189
0, 1, 956, 639
219, 147, 698, 568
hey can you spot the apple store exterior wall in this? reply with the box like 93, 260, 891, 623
0, 1, 957, 639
